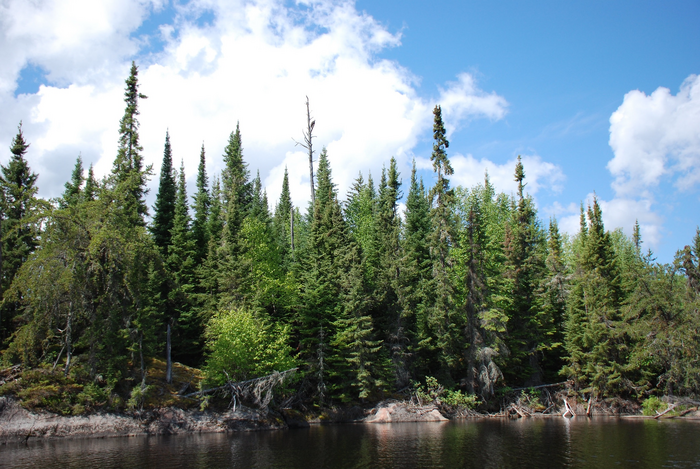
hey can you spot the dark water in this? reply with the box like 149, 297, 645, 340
2, 417, 700, 468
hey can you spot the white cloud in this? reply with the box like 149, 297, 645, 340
556, 193, 663, 248
438, 73, 508, 137
424, 153, 564, 197
0, 0, 509, 213
608, 74, 700, 196
600, 74, 700, 250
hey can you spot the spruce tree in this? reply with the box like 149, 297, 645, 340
150, 131, 177, 254
0, 123, 41, 340
502, 156, 547, 386
425, 105, 461, 382
563, 196, 627, 397
84, 164, 98, 201
61, 155, 84, 207
192, 143, 210, 263
273, 167, 293, 261
110, 61, 152, 227
399, 160, 432, 380
167, 161, 199, 365
221, 122, 250, 235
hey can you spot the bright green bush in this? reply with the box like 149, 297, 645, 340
203, 308, 297, 386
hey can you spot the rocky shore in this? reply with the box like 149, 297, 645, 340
0, 397, 454, 444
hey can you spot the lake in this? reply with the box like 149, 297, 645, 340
2, 417, 699, 468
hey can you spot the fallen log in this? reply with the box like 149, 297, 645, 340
654, 403, 677, 419
562, 397, 576, 418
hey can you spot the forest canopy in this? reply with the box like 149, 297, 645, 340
1, 62, 699, 410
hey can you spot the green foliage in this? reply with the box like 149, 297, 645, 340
413, 376, 479, 409
203, 308, 297, 386
641, 396, 666, 416
150, 131, 177, 255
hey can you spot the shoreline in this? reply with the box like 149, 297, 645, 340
3, 397, 698, 445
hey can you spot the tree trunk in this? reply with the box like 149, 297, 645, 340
166, 322, 172, 384
290, 204, 295, 251
64, 302, 72, 377
306, 97, 315, 206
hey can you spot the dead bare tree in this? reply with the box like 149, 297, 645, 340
293, 96, 316, 206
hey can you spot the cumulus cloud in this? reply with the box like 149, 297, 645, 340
556, 194, 663, 248
417, 153, 564, 197
608, 74, 700, 196
595, 74, 700, 250
0, 0, 510, 213
439, 73, 508, 137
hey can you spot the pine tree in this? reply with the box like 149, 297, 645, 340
61, 155, 84, 207
150, 131, 177, 255
110, 61, 152, 227
191, 143, 210, 264
0, 122, 42, 340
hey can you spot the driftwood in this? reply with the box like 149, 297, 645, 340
654, 403, 677, 419
562, 397, 576, 418
586, 396, 593, 417
183, 368, 298, 410
509, 381, 572, 392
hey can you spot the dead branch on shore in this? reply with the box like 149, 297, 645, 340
183, 368, 298, 411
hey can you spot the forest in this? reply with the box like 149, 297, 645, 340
0, 62, 698, 413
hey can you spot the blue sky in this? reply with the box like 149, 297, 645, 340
1, 0, 699, 262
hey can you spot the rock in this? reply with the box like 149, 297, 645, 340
364, 402, 448, 423
0, 397, 284, 444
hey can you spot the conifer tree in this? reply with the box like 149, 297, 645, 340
424, 105, 461, 381
198, 177, 223, 315
84, 164, 98, 201
502, 156, 547, 386
373, 158, 405, 386
61, 155, 84, 207
110, 61, 152, 227
273, 167, 293, 261
0, 123, 42, 340
221, 123, 250, 234
167, 161, 199, 365
151, 131, 177, 254
399, 160, 431, 379
563, 196, 627, 397
192, 143, 210, 264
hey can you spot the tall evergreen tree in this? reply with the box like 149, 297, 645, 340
273, 167, 293, 261
150, 131, 177, 254
221, 123, 250, 235
0, 123, 42, 340
192, 143, 210, 263
61, 155, 84, 207
563, 196, 627, 397
84, 164, 98, 202
167, 161, 199, 365
424, 104, 461, 381
502, 156, 548, 386
399, 160, 432, 380
109, 61, 152, 227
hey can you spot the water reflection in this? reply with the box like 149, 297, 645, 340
2, 418, 700, 468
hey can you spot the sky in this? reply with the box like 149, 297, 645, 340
1, 0, 698, 263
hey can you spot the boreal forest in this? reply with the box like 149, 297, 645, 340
1, 62, 699, 413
